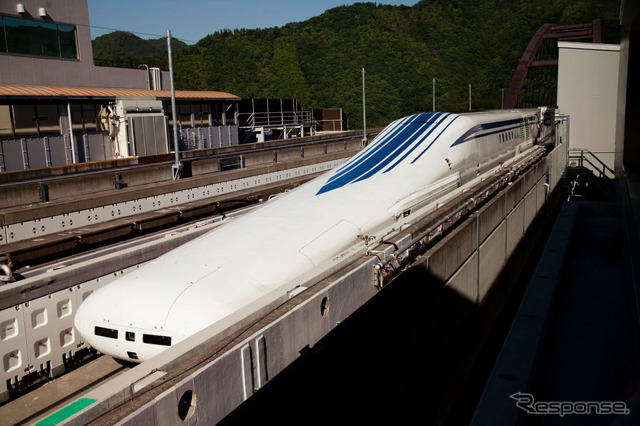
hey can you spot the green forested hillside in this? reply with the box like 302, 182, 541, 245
92, 31, 186, 67
93, 0, 620, 128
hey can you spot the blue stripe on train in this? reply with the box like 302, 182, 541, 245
317, 112, 442, 195
316, 113, 520, 195
449, 118, 522, 147
410, 115, 461, 163
382, 112, 448, 174
328, 112, 432, 184
328, 116, 406, 179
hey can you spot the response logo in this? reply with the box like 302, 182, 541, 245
510, 392, 630, 417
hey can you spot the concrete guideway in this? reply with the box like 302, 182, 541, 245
1, 169, 331, 264
0, 356, 125, 425
0, 131, 375, 261
0, 130, 372, 206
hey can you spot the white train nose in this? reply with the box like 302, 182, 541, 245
73, 296, 92, 344
74, 289, 108, 354
74, 288, 177, 362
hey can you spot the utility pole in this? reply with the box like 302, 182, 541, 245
167, 29, 181, 180
362, 67, 368, 146
501, 88, 505, 109
469, 84, 472, 111
432, 78, 436, 112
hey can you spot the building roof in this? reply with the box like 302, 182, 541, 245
0, 85, 240, 101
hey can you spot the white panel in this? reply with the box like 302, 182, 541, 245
300, 220, 360, 266
23, 288, 78, 375
0, 305, 28, 395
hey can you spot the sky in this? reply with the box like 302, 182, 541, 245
87, 0, 422, 44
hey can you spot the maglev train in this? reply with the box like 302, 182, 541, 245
74, 108, 554, 362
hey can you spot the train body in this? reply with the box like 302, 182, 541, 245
74, 108, 554, 362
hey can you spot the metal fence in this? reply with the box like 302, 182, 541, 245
172, 125, 239, 151
0, 134, 113, 172
0, 125, 239, 172
238, 111, 314, 129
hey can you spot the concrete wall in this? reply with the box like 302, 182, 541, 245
389, 156, 562, 422
557, 42, 620, 171
470, 202, 580, 426
424, 159, 549, 307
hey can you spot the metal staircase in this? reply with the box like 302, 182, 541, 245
565, 148, 615, 201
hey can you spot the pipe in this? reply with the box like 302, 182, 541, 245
66, 101, 77, 164
0, 264, 13, 283
432, 78, 436, 112
167, 29, 181, 180
377, 147, 546, 272
362, 68, 367, 146
138, 64, 150, 90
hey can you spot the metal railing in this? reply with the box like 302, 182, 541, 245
567, 148, 615, 179
238, 110, 314, 129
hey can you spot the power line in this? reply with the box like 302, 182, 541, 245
77, 23, 198, 45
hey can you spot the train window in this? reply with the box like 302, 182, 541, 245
126, 331, 135, 342
143, 334, 172, 346
95, 326, 118, 339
